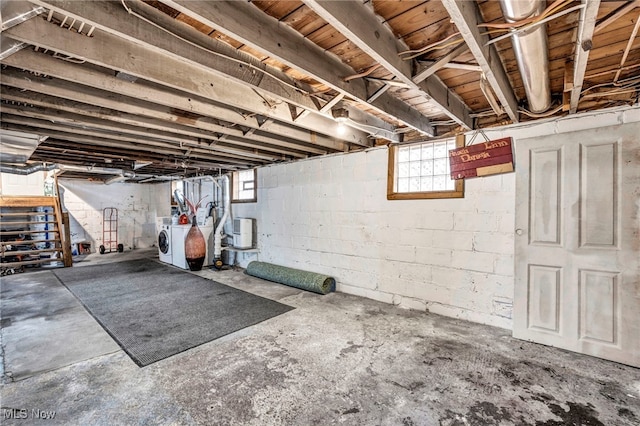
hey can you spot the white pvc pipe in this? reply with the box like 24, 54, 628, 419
213, 175, 230, 260
180, 174, 231, 260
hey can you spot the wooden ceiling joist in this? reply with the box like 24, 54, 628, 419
594, 0, 640, 34
301, 0, 471, 132
570, 0, 601, 113
0, 120, 265, 167
441, 0, 519, 123
0, 52, 340, 153
28, 0, 379, 146
4, 17, 372, 149
0, 87, 308, 160
160, 0, 433, 136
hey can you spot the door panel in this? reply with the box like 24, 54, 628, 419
515, 122, 640, 367
527, 265, 561, 333
529, 148, 562, 245
579, 269, 618, 345
580, 142, 617, 247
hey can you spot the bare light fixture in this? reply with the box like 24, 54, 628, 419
331, 107, 349, 122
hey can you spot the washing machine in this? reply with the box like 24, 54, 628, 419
156, 217, 172, 264
171, 212, 215, 269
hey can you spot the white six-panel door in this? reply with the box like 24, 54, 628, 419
514, 122, 640, 367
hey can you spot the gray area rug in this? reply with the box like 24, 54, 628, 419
53, 259, 293, 366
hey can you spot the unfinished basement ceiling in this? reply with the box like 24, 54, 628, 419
0, 0, 639, 181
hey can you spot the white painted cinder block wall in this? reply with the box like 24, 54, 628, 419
233, 148, 515, 328
233, 106, 640, 330
59, 179, 171, 252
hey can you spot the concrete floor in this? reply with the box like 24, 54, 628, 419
1, 249, 639, 425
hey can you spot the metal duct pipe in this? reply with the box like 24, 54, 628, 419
104, 175, 130, 185
0, 162, 57, 175
57, 164, 135, 178
499, 0, 552, 113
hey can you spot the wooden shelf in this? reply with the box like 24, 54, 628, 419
1, 195, 71, 270
0, 229, 60, 236
0, 212, 52, 217
0, 238, 61, 246
1, 248, 61, 258
0, 196, 58, 208
1, 258, 64, 268
0, 220, 58, 226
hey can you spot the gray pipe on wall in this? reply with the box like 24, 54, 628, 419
0, 163, 57, 175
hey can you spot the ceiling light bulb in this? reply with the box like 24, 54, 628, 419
332, 107, 349, 122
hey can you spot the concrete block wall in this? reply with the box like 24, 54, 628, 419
233, 105, 640, 330
233, 145, 515, 328
59, 179, 171, 252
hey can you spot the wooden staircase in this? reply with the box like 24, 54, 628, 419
0, 195, 72, 273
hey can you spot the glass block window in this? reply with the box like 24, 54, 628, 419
232, 169, 257, 202
388, 138, 464, 200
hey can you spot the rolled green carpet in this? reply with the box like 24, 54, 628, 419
245, 261, 335, 295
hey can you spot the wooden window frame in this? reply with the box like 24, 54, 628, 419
387, 135, 465, 200
231, 169, 257, 203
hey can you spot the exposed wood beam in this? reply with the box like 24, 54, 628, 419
366, 82, 391, 103
0, 86, 309, 159
563, 60, 574, 112
416, 61, 482, 73
32, 141, 237, 172
614, 10, 640, 83
301, 0, 469, 132
4, 17, 369, 147
0, 50, 336, 153
27, 0, 378, 145
0, 121, 261, 167
0, 104, 279, 161
412, 44, 469, 84
594, 0, 640, 34
570, 0, 601, 113
161, 0, 433, 136
0, 115, 266, 165
295, 93, 345, 122
441, 0, 519, 123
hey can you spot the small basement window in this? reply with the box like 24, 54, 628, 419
387, 136, 464, 200
232, 169, 257, 203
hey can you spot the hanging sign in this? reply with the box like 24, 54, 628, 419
449, 137, 514, 179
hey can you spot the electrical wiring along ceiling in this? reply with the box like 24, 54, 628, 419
0, 0, 638, 181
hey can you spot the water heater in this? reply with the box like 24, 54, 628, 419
233, 218, 253, 249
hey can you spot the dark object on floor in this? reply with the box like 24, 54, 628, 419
53, 259, 293, 366
99, 243, 124, 255
246, 261, 335, 295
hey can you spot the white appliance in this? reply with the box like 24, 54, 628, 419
156, 217, 172, 264
233, 218, 253, 249
196, 208, 214, 266
170, 210, 216, 269
171, 224, 191, 269
200, 223, 214, 266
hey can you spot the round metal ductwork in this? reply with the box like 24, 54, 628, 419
499, 0, 552, 113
